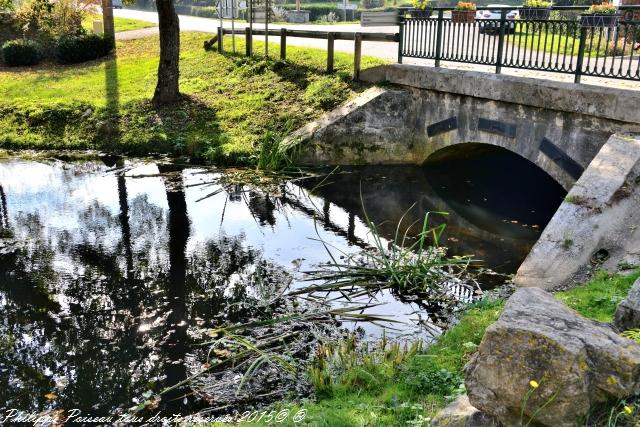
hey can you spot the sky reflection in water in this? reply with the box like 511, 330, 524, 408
0, 155, 565, 414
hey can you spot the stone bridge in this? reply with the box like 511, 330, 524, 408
282, 66, 640, 289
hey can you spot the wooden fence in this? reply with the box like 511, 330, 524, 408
217, 27, 399, 79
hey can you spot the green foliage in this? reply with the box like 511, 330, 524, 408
621, 329, 640, 344
401, 361, 462, 396
412, 0, 432, 9
242, 271, 640, 426
55, 33, 114, 64
174, 4, 219, 18
309, 335, 424, 398
303, 76, 349, 110
522, 0, 551, 7
300, 209, 475, 310
455, 1, 477, 10
586, 2, 617, 15
16, 0, 83, 40
1, 39, 41, 66
423, 298, 505, 374
556, 270, 640, 322
0, 0, 14, 11
362, 0, 385, 9
256, 132, 293, 171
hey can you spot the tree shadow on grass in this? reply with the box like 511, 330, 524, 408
99, 94, 225, 161
213, 45, 366, 95
213, 47, 319, 90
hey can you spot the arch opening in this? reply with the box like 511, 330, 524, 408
423, 143, 567, 240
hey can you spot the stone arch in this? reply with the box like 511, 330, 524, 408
287, 86, 633, 193
423, 141, 565, 191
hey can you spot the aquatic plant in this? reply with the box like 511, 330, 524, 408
308, 332, 424, 398
256, 132, 292, 171
294, 202, 480, 325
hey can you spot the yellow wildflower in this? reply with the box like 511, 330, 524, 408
529, 380, 539, 389
624, 405, 633, 415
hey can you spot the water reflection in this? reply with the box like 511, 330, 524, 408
0, 155, 565, 414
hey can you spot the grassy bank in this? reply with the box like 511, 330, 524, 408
0, 33, 384, 165
82, 14, 157, 33
236, 270, 640, 426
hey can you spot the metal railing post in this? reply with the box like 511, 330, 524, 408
574, 26, 587, 84
435, 10, 444, 67
495, 10, 507, 74
397, 13, 404, 64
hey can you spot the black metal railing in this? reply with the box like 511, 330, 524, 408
399, 6, 640, 82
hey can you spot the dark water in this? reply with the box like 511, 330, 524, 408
0, 152, 565, 417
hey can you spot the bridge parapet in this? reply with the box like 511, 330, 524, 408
360, 64, 640, 125
283, 66, 640, 190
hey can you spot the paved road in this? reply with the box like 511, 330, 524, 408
114, 8, 640, 90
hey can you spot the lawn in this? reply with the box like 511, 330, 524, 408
82, 13, 157, 33
0, 33, 385, 164
510, 22, 634, 58
232, 270, 640, 426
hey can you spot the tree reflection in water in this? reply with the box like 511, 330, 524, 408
0, 160, 317, 416
0, 157, 559, 415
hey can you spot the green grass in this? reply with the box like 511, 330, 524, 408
234, 270, 640, 426
556, 270, 640, 322
0, 33, 385, 164
511, 22, 633, 57
82, 14, 156, 33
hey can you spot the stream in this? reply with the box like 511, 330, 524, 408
0, 151, 566, 417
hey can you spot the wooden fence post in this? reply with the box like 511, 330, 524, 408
354, 33, 362, 80
217, 27, 224, 53
245, 27, 252, 56
327, 32, 335, 73
280, 28, 287, 60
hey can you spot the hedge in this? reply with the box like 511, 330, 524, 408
55, 33, 114, 64
2, 39, 41, 66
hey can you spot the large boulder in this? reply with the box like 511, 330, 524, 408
614, 278, 640, 332
465, 287, 640, 427
431, 394, 501, 427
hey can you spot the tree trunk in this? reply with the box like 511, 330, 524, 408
153, 0, 181, 106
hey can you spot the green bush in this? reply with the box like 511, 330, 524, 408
174, 4, 218, 18
2, 39, 41, 66
303, 76, 349, 110
54, 33, 113, 64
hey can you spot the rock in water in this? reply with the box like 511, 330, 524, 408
465, 287, 640, 427
431, 394, 501, 427
614, 278, 640, 332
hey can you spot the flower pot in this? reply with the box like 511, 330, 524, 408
452, 9, 476, 23
410, 8, 433, 18
519, 7, 551, 21
580, 14, 620, 28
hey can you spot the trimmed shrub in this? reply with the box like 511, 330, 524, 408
2, 38, 41, 66
55, 33, 113, 64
